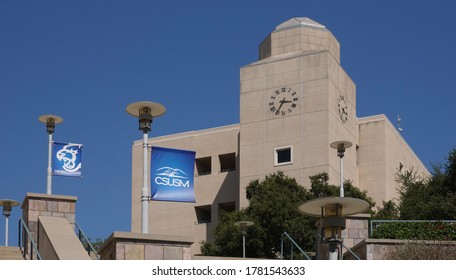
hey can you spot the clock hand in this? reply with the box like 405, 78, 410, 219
276, 98, 286, 112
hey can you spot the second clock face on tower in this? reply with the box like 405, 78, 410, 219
269, 87, 298, 116
338, 95, 348, 123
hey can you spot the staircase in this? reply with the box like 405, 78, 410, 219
0, 246, 24, 260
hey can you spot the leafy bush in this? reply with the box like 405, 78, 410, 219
372, 221, 456, 240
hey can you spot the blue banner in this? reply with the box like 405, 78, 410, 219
52, 142, 83, 177
151, 146, 196, 202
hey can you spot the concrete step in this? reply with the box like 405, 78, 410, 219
0, 246, 24, 260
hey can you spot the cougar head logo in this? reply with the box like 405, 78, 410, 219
56, 144, 82, 172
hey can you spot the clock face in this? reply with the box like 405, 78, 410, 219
269, 87, 298, 116
338, 95, 348, 123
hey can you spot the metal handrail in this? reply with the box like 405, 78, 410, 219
75, 222, 100, 260
341, 242, 361, 260
280, 232, 311, 260
18, 218, 42, 260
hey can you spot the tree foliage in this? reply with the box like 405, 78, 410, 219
201, 171, 373, 258
373, 200, 400, 220
396, 147, 456, 220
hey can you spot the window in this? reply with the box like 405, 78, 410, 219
195, 205, 211, 224
219, 153, 236, 172
218, 201, 235, 213
195, 156, 211, 176
274, 146, 293, 166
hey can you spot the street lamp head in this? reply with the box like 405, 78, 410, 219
39, 115, 64, 135
298, 197, 369, 242
234, 220, 254, 235
0, 199, 20, 218
330, 140, 352, 158
126, 101, 166, 134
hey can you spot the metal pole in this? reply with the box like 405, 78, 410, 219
46, 133, 53, 195
5, 215, 9, 246
242, 234, 246, 258
141, 132, 149, 233
340, 156, 344, 197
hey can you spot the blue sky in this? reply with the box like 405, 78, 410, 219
1, 0, 455, 245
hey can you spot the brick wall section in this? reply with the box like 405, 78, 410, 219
21, 193, 77, 249
342, 214, 370, 249
98, 232, 193, 260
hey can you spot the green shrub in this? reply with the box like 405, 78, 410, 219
372, 221, 456, 240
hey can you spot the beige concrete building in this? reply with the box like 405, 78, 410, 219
130, 18, 429, 254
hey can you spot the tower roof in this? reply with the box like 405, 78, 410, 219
275, 17, 326, 31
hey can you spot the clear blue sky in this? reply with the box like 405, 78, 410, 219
1, 1, 455, 245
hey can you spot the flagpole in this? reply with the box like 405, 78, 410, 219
142, 131, 149, 233
39, 115, 63, 195
127, 101, 166, 234
47, 133, 53, 194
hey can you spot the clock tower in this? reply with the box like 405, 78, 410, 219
239, 18, 358, 208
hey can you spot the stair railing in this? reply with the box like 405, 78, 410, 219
280, 232, 312, 260
75, 222, 100, 260
18, 218, 42, 260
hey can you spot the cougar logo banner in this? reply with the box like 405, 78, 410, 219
151, 146, 196, 202
52, 142, 83, 177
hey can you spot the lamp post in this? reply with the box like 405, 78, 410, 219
298, 197, 368, 260
234, 220, 254, 258
298, 140, 367, 260
330, 141, 352, 197
126, 101, 166, 234
0, 199, 20, 246
39, 115, 63, 195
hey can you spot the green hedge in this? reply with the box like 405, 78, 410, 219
372, 222, 456, 240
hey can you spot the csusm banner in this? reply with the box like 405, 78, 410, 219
52, 142, 83, 177
151, 146, 196, 203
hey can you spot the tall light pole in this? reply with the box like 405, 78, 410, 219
39, 115, 63, 195
234, 221, 254, 258
126, 101, 166, 234
330, 141, 352, 197
298, 140, 368, 260
0, 199, 20, 246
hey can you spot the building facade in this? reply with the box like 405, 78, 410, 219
130, 18, 429, 254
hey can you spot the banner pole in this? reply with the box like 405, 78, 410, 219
126, 101, 165, 234
39, 114, 63, 195
141, 132, 149, 233
47, 133, 53, 195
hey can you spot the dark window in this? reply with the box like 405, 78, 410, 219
195, 205, 211, 224
275, 146, 292, 165
218, 201, 235, 213
219, 153, 236, 172
195, 156, 211, 176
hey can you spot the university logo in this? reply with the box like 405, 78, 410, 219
154, 167, 190, 188
53, 142, 82, 177
151, 147, 196, 202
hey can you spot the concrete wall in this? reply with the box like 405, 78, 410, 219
358, 115, 429, 204
37, 216, 90, 260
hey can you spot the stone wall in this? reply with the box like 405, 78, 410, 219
21, 193, 77, 258
98, 232, 193, 260
342, 214, 370, 249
